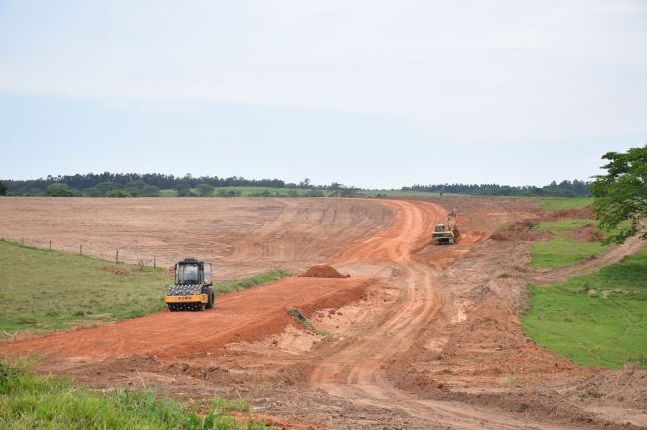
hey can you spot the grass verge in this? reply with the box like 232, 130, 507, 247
0, 240, 169, 339
0, 359, 269, 429
214, 269, 291, 295
0, 240, 291, 339
523, 246, 647, 369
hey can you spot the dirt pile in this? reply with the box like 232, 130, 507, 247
299, 265, 349, 278
569, 365, 647, 409
571, 223, 604, 242
489, 220, 551, 242
542, 207, 595, 221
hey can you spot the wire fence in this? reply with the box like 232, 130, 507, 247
0, 231, 167, 269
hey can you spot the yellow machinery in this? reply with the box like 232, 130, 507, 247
432, 208, 460, 245
165, 258, 214, 311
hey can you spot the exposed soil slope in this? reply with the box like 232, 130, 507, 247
1, 197, 645, 429
0, 197, 393, 278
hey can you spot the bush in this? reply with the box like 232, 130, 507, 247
46, 183, 78, 197
107, 189, 134, 198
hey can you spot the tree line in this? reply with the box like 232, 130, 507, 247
0, 173, 590, 198
1, 173, 287, 197
0, 173, 364, 197
402, 179, 590, 197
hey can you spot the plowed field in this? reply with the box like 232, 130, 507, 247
1, 196, 645, 429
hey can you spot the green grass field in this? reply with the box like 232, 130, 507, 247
528, 196, 604, 269
524, 245, 647, 369
0, 360, 269, 429
523, 196, 647, 368
531, 219, 606, 268
0, 240, 170, 338
532, 197, 594, 211
0, 240, 290, 339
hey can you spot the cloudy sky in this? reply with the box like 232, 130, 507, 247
1, 0, 646, 188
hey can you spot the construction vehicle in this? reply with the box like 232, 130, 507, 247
432, 208, 460, 245
165, 258, 215, 311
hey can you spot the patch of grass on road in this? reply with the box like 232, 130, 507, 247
523, 246, 647, 369
0, 360, 269, 429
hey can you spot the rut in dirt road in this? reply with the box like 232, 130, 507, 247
308, 200, 587, 430
312, 201, 447, 398
310, 201, 470, 415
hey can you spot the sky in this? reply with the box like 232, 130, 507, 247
1, 0, 646, 189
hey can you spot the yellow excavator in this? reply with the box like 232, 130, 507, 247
432, 208, 460, 245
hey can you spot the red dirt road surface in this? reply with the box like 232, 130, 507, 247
1, 197, 646, 429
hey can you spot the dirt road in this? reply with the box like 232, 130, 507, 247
1, 197, 645, 429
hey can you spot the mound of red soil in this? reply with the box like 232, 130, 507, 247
570, 365, 647, 409
299, 265, 349, 278
489, 220, 551, 242
572, 223, 604, 242
542, 207, 595, 221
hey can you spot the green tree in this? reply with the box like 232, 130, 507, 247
84, 182, 118, 197
0, 181, 6, 196
124, 179, 161, 197
339, 186, 359, 197
298, 178, 311, 189
140, 184, 161, 197
196, 183, 214, 197
177, 185, 194, 197
328, 182, 343, 197
590, 144, 647, 243
46, 183, 77, 197
107, 189, 134, 198
215, 189, 241, 197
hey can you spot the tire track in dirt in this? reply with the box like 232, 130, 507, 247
309, 199, 588, 430
312, 201, 445, 392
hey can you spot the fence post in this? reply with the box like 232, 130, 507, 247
79, 244, 83, 256
116, 250, 119, 264
153, 255, 156, 268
